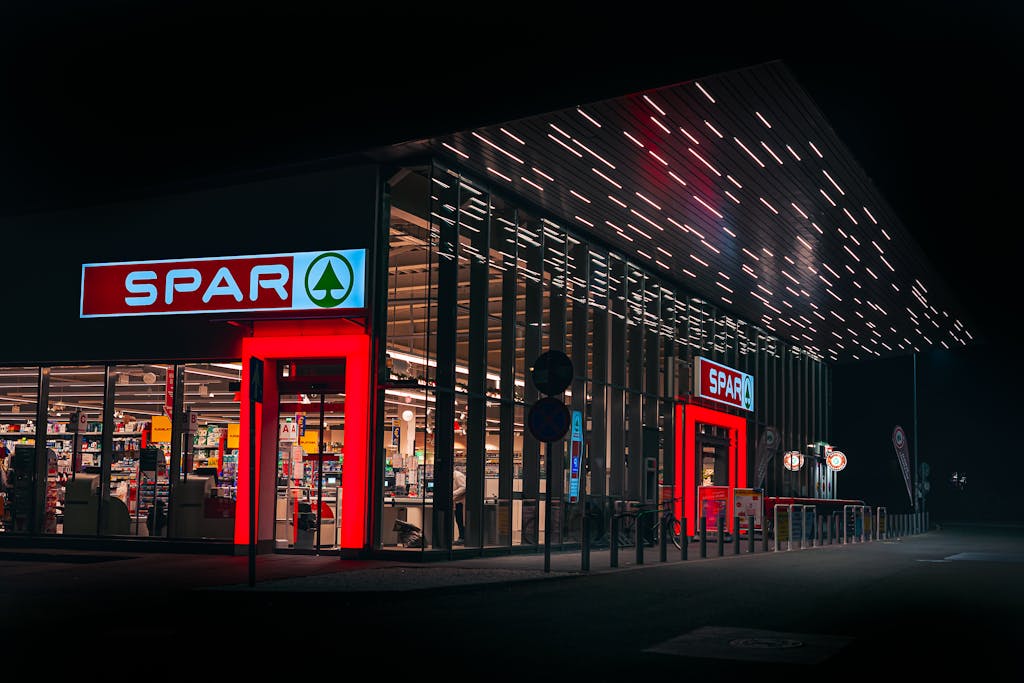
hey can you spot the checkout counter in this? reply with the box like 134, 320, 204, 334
169, 474, 235, 539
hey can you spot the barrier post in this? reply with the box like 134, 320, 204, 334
748, 515, 755, 554
635, 512, 644, 565
681, 517, 688, 561
610, 513, 619, 568
659, 512, 668, 563
717, 515, 725, 557
793, 505, 802, 550
774, 506, 781, 552
733, 516, 741, 555
700, 516, 707, 558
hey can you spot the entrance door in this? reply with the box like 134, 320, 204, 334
675, 402, 749, 538
697, 427, 731, 487
274, 359, 345, 551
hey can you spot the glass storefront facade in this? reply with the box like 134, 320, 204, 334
1, 158, 830, 554
0, 362, 242, 539
380, 160, 830, 553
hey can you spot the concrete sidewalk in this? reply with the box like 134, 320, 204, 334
0, 533, 896, 599
214, 535, 867, 593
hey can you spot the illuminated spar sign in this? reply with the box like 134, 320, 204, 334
80, 249, 366, 317
826, 450, 848, 472
694, 357, 754, 411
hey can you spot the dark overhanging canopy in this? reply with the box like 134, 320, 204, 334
385, 60, 974, 364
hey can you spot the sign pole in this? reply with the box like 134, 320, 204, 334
581, 442, 589, 571
248, 357, 264, 589
527, 350, 574, 575
912, 352, 919, 515
544, 440, 552, 573
248, 394, 257, 587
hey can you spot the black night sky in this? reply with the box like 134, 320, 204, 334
2, 2, 1021, 520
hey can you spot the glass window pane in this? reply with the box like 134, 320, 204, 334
110, 363, 170, 537
48, 365, 106, 536
1, 366, 39, 534
181, 361, 242, 540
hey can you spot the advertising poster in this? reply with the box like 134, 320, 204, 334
892, 425, 913, 504
733, 488, 763, 532
803, 506, 816, 541
698, 485, 729, 532
569, 411, 583, 503
776, 506, 790, 545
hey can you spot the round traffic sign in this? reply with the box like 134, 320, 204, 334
530, 350, 573, 396
527, 396, 571, 443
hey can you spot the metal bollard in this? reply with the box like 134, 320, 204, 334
748, 515, 755, 553
582, 511, 590, 571
610, 514, 619, 568
681, 517, 688, 561
659, 514, 668, 563
717, 516, 725, 557
763, 519, 770, 552
734, 516, 741, 555
700, 517, 707, 558
635, 514, 644, 565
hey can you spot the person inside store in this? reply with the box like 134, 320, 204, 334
453, 466, 466, 545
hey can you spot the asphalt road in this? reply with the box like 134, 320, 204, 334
2, 523, 1020, 681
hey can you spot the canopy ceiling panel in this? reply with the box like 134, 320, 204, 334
414, 60, 971, 363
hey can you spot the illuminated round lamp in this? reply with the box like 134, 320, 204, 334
782, 451, 805, 471
826, 451, 848, 472
401, 409, 414, 423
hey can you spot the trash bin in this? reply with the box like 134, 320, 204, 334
393, 518, 423, 548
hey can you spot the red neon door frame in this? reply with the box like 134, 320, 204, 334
236, 330, 370, 550
674, 402, 748, 537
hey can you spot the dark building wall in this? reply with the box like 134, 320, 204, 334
0, 165, 380, 364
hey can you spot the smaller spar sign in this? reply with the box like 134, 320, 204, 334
80, 249, 366, 318
694, 357, 754, 411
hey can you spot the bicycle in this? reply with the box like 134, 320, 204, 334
613, 497, 684, 550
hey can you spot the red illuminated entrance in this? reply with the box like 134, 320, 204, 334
674, 402, 748, 537
235, 319, 371, 551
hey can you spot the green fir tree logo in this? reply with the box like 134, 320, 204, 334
305, 252, 355, 308
742, 375, 754, 410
